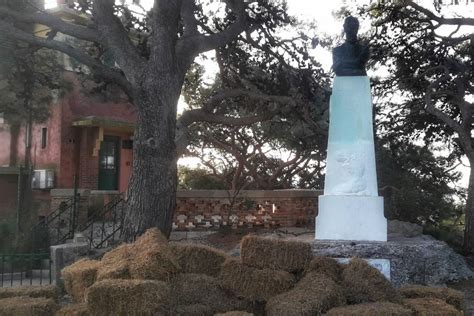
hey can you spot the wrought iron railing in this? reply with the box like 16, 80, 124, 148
35, 194, 79, 247
0, 253, 52, 287
79, 193, 125, 249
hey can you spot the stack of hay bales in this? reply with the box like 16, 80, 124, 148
0, 285, 61, 315
56, 230, 465, 316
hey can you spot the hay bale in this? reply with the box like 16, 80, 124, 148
0, 285, 60, 301
305, 256, 343, 283
96, 244, 131, 280
403, 298, 462, 316
55, 303, 89, 316
62, 259, 101, 302
399, 285, 464, 311
266, 272, 345, 316
175, 304, 213, 316
170, 273, 248, 314
128, 236, 180, 281
0, 296, 59, 316
132, 227, 168, 246
342, 258, 400, 304
220, 259, 294, 301
325, 302, 412, 315
240, 235, 312, 272
85, 279, 170, 316
215, 312, 253, 316
170, 243, 229, 277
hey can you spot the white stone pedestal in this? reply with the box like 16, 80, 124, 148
316, 76, 387, 241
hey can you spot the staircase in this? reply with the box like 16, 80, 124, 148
36, 193, 126, 250
79, 194, 125, 249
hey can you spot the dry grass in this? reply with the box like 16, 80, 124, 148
174, 304, 213, 316
325, 302, 412, 316
128, 241, 180, 281
240, 235, 312, 272
215, 312, 254, 316
220, 258, 294, 301
403, 298, 462, 316
96, 228, 179, 282
169, 273, 248, 314
170, 243, 228, 277
0, 285, 60, 301
399, 285, 464, 311
266, 272, 345, 316
305, 256, 343, 283
85, 279, 171, 316
132, 227, 168, 246
96, 244, 132, 281
62, 259, 101, 302
0, 296, 59, 316
55, 303, 89, 316
342, 258, 400, 304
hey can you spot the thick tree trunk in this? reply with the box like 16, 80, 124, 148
121, 75, 182, 241
463, 159, 474, 254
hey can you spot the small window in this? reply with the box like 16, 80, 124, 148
41, 127, 47, 149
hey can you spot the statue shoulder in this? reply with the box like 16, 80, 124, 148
333, 44, 345, 55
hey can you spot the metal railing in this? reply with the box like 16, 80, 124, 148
0, 253, 52, 288
79, 193, 125, 249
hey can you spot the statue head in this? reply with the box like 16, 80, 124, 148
343, 16, 359, 43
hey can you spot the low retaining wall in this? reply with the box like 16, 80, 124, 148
173, 190, 322, 230
49, 189, 322, 231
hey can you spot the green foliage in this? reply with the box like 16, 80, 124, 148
377, 138, 463, 225
178, 166, 226, 190
0, 213, 16, 253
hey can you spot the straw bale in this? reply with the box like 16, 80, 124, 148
170, 243, 229, 277
129, 241, 180, 281
342, 258, 400, 304
55, 303, 89, 316
325, 302, 412, 316
175, 304, 214, 316
214, 312, 253, 316
85, 279, 170, 316
220, 258, 294, 301
0, 296, 59, 316
0, 285, 60, 301
62, 259, 101, 302
96, 244, 131, 280
170, 273, 248, 314
403, 298, 462, 316
240, 235, 312, 272
399, 285, 464, 311
305, 256, 343, 283
266, 272, 345, 316
132, 227, 168, 247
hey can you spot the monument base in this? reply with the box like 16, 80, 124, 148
312, 237, 474, 287
316, 195, 387, 241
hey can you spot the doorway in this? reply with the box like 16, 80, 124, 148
98, 136, 120, 190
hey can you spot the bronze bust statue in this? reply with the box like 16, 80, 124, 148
332, 16, 369, 76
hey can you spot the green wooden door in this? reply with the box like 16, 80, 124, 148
98, 136, 120, 190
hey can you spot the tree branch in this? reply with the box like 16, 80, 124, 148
0, 6, 99, 42
92, 0, 145, 80
0, 19, 132, 94
178, 0, 249, 58
406, 0, 474, 26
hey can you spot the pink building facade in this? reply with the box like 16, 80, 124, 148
0, 75, 136, 216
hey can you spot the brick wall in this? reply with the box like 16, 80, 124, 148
173, 190, 322, 230
47, 189, 322, 231
78, 128, 99, 189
